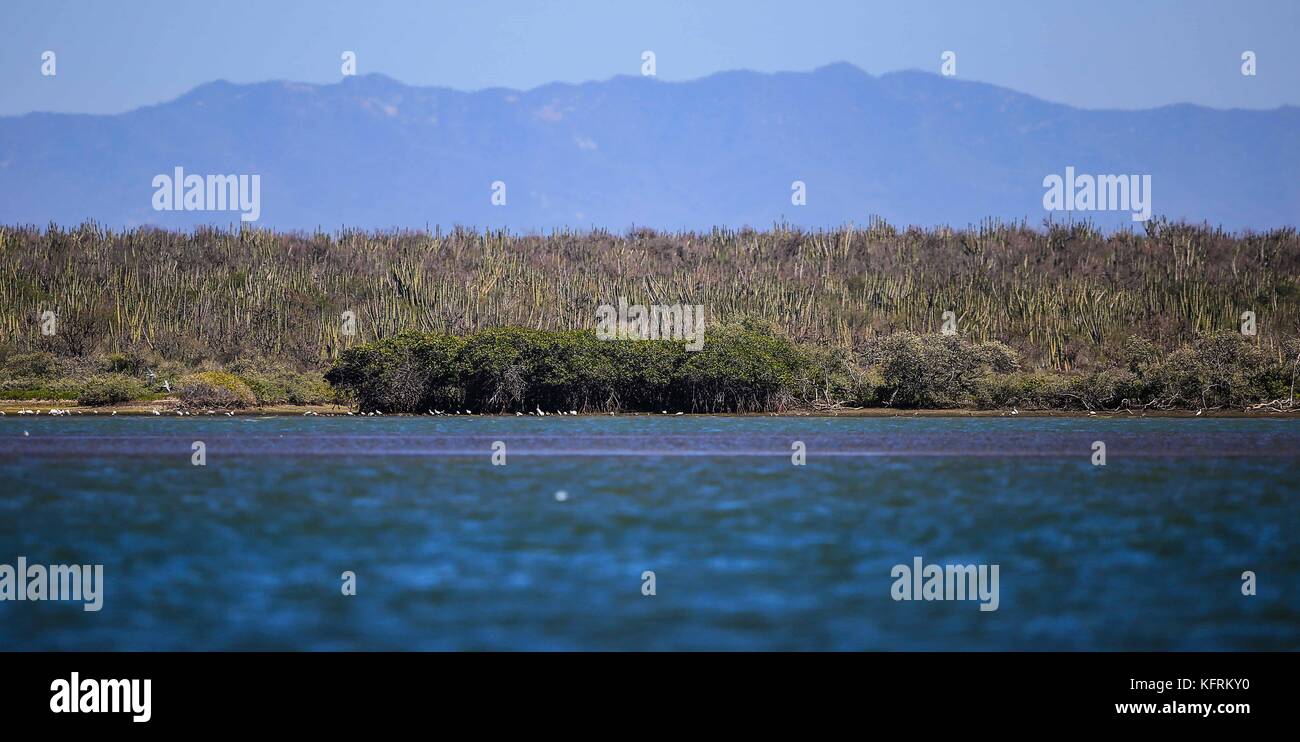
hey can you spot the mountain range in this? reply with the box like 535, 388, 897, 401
1, 63, 1296, 231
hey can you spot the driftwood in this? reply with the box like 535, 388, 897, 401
1245, 398, 1298, 413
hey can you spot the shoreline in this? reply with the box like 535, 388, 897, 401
3, 399, 1296, 419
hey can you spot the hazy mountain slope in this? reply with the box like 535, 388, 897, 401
1, 63, 1295, 231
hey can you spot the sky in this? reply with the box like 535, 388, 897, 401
2, 0, 1297, 116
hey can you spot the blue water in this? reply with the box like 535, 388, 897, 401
1, 415, 1297, 650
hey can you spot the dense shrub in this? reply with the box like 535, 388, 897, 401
1062, 368, 1142, 410
227, 360, 333, 405
788, 344, 880, 409
238, 372, 332, 405
78, 374, 149, 406
461, 328, 581, 411
325, 326, 1298, 413
973, 371, 1070, 409
177, 371, 257, 409
1283, 337, 1300, 402
326, 332, 466, 412
975, 333, 1295, 411
0, 377, 82, 400
1137, 332, 1279, 409
326, 322, 822, 413
861, 333, 1018, 408
2, 351, 61, 378
674, 320, 809, 411
600, 339, 688, 410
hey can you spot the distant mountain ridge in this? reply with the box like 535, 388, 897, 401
1, 63, 1296, 231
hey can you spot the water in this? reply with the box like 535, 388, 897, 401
1, 415, 1297, 650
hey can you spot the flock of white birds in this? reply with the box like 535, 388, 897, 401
1, 407, 691, 417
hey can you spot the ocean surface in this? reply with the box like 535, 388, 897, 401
1, 415, 1297, 650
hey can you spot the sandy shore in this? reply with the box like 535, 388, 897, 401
0, 399, 350, 416
1, 399, 1295, 418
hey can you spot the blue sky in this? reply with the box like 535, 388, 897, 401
3, 0, 1297, 116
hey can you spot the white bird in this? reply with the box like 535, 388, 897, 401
516, 412, 522, 416
1196, 409, 1203, 416
570, 410, 577, 416
1011, 407, 1020, 415
535, 406, 544, 416
152, 409, 160, 416
162, 380, 171, 392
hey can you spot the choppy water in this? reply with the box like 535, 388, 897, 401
1, 415, 1297, 650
